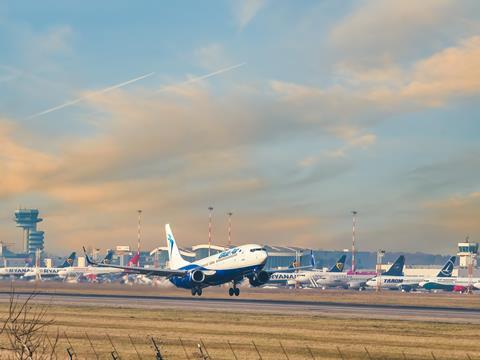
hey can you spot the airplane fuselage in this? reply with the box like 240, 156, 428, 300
169, 244, 267, 289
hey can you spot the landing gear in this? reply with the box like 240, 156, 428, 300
229, 282, 240, 296
191, 287, 203, 296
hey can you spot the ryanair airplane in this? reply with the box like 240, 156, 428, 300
0, 252, 76, 279
268, 254, 346, 287
86, 224, 304, 296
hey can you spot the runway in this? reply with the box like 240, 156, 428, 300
0, 291, 478, 323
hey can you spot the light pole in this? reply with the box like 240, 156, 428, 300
376, 250, 385, 292
351, 211, 357, 272
208, 207, 214, 257
227, 212, 233, 248
137, 210, 142, 267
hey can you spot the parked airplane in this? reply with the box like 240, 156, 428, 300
85, 224, 296, 296
313, 269, 376, 290
22, 252, 77, 280
367, 256, 456, 291
58, 250, 133, 281
267, 252, 340, 287
314, 256, 405, 290
419, 258, 480, 292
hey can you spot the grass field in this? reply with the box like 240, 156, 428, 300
0, 298, 479, 359
0, 282, 479, 359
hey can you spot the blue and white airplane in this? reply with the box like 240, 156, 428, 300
85, 224, 284, 296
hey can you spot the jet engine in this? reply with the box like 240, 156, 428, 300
248, 271, 270, 287
190, 269, 206, 283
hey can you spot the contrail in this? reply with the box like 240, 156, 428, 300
155, 62, 246, 93
27, 62, 246, 119
27, 72, 155, 119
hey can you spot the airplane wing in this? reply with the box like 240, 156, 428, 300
83, 247, 187, 277
265, 250, 315, 274
264, 265, 313, 275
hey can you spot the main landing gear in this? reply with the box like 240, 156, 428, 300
191, 287, 203, 296
228, 282, 240, 296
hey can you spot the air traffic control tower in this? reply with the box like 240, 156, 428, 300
14, 209, 45, 253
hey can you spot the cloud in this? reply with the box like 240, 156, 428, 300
401, 36, 480, 105
232, 0, 268, 29
194, 43, 231, 71
330, 0, 473, 66
423, 192, 480, 234
331, 35, 480, 109
406, 151, 480, 199
36, 25, 73, 54
0, 119, 59, 198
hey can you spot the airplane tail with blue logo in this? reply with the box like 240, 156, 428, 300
310, 250, 316, 268
328, 254, 346, 273
59, 252, 76, 268
165, 224, 191, 270
382, 255, 404, 276
101, 250, 114, 264
436, 256, 456, 277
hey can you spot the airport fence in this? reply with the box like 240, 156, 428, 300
1, 332, 478, 359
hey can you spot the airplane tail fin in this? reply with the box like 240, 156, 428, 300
165, 224, 191, 270
310, 250, 316, 268
437, 256, 456, 277
101, 250, 114, 264
382, 255, 404, 276
128, 253, 140, 267
328, 254, 346, 273
60, 252, 76, 268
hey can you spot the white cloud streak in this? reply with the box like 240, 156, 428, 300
27, 72, 155, 119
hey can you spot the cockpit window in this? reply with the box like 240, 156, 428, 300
250, 248, 266, 252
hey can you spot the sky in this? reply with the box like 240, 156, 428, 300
0, 0, 479, 255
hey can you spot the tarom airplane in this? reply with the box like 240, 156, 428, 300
85, 224, 302, 296
268, 254, 346, 287
22, 252, 77, 280
367, 256, 456, 291
419, 257, 480, 292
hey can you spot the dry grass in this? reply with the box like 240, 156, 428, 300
0, 302, 479, 359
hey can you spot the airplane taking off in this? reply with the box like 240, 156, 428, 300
367, 256, 456, 291
268, 254, 346, 287
85, 224, 275, 296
